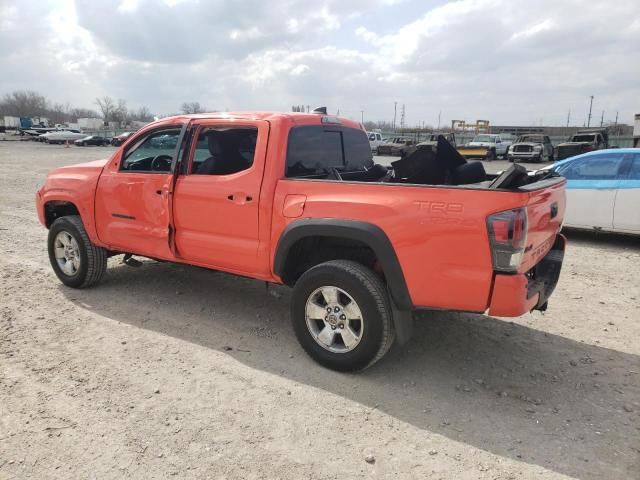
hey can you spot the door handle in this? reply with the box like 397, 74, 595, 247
156, 189, 169, 197
227, 193, 253, 204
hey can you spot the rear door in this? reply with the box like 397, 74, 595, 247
613, 153, 640, 232
555, 152, 624, 229
172, 120, 269, 275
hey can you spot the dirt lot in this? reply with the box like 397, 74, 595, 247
1, 141, 639, 479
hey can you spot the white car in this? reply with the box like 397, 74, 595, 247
551, 148, 640, 234
467, 134, 511, 159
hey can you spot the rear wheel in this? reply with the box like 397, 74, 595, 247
48, 215, 107, 288
291, 260, 395, 372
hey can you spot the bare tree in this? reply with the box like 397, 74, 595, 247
69, 107, 100, 120
131, 106, 154, 122
0, 90, 48, 116
181, 102, 205, 114
113, 98, 128, 123
95, 96, 116, 122
49, 103, 68, 124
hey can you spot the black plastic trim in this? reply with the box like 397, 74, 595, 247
274, 219, 413, 310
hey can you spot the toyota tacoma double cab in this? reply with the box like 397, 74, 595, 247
36, 111, 567, 371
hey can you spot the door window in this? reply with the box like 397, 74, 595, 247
190, 127, 258, 175
121, 129, 181, 172
626, 154, 640, 180
557, 153, 624, 180
286, 126, 373, 177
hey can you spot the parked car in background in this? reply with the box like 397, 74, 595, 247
508, 134, 554, 163
74, 135, 111, 146
399, 132, 457, 156
556, 128, 608, 160
458, 134, 511, 160
549, 148, 640, 234
39, 131, 87, 144
367, 131, 384, 153
417, 132, 457, 148
111, 132, 134, 146
377, 136, 416, 156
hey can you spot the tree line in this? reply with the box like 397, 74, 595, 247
0, 90, 211, 125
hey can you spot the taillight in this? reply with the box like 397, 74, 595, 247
487, 208, 528, 273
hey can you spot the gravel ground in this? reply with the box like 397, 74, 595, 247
1, 141, 639, 479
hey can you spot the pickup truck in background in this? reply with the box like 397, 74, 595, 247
376, 136, 416, 155
556, 128, 609, 160
367, 131, 384, 153
36, 111, 567, 371
507, 134, 554, 163
458, 133, 512, 160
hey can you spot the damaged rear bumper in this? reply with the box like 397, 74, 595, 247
488, 234, 566, 316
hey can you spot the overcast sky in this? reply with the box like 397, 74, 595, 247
1, 0, 639, 126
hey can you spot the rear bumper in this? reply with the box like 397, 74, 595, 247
488, 234, 566, 316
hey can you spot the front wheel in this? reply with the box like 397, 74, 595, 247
291, 260, 395, 372
48, 215, 107, 288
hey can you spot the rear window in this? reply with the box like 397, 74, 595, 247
286, 126, 373, 177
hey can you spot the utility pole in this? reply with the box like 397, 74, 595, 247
600, 110, 604, 127
400, 104, 406, 129
566, 109, 571, 127
360, 110, 364, 123
393, 102, 398, 131
437, 110, 441, 130
587, 95, 594, 127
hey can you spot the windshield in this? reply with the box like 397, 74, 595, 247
571, 134, 596, 142
518, 135, 543, 143
472, 135, 495, 142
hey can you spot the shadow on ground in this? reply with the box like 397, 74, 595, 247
61, 255, 640, 480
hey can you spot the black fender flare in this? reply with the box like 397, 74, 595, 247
274, 219, 413, 310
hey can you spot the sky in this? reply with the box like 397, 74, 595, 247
1, 0, 639, 127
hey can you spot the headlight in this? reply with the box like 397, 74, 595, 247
534, 145, 542, 151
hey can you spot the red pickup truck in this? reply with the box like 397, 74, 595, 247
36, 111, 567, 371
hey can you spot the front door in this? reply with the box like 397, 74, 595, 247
559, 152, 624, 229
172, 120, 269, 276
613, 153, 640, 232
95, 126, 184, 260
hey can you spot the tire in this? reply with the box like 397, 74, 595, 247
48, 215, 107, 288
291, 260, 395, 372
